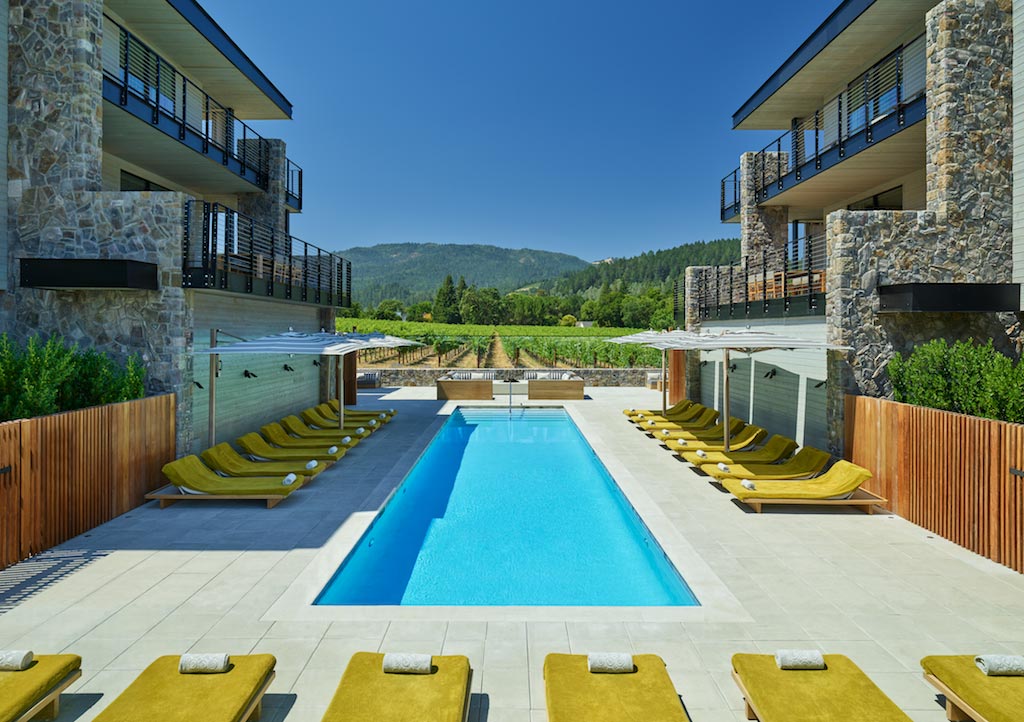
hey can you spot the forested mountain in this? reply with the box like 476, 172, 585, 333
338, 243, 590, 306
537, 238, 740, 298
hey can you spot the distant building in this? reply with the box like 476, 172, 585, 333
575, 321, 595, 328
0, 0, 353, 453
686, 0, 1017, 453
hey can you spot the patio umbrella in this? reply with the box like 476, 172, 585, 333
195, 331, 422, 444
646, 330, 850, 452
606, 330, 702, 414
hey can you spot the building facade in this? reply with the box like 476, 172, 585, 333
688, 0, 1018, 453
0, 0, 351, 453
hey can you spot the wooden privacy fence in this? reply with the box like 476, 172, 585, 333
0, 394, 176, 572
846, 395, 1024, 574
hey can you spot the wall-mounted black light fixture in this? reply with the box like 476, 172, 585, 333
814, 380, 826, 389
244, 370, 259, 379
193, 381, 205, 390
313, 360, 321, 367
700, 361, 708, 367
763, 369, 777, 379
728, 363, 738, 372
283, 364, 295, 372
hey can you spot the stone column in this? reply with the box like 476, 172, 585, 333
237, 138, 289, 238
739, 151, 789, 261
683, 266, 709, 401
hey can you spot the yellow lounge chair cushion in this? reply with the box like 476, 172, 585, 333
666, 428, 766, 453
722, 461, 871, 501
202, 443, 325, 479
93, 654, 276, 722
284, 416, 372, 440
303, 408, 379, 433
732, 654, 909, 722
630, 403, 701, 424
328, 399, 397, 418
624, 400, 692, 418
922, 655, 1024, 722
679, 436, 797, 466
262, 423, 360, 450
237, 434, 345, 463
703, 448, 831, 480
544, 653, 690, 722
163, 457, 303, 497
642, 409, 719, 431
0, 654, 81, 722
321, 652, 469, 722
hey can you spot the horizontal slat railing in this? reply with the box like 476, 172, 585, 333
846, 395, 1024, 574
0, 395, 176, 572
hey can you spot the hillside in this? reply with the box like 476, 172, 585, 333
538, 238, 741, 297
338, 243, 590, 306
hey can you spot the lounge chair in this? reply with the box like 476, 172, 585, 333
922, 654, 1024, 722
314, 404, 390, 427
732, 653, 910, 721
639, 407, 719, 432
201, 443, 327, 479
237, 433, 346, 464
299, 408, 378, 435
320, 652, 471, 722
701, 447, 832, 481
146, 456, 305, 509
327, 399, 396, 419
631, 405, 708, 428
262, 422, 360, 450
656, 417, 746, 441
0, 654, 81, 722
721, 460, 885, 514
678, 435, 798, 466
663, 426, 767, 454
92, 654, 276, 722
544, 653, 690, 722
624, 399, 692, 418
282, 415, 372, 441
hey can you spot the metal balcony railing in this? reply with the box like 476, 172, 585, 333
696, 234, 827, 320
102, 15, 305, 210
719, 34, 926, 218
183, 202, 351, 308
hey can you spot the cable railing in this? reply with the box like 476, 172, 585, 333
183, 201, 351, 308
696, 233, 827, 319
102, 15, 271, 187
720, 34, 926, 216
286, 159, 303, 210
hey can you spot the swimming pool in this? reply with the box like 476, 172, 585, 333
315, 407, 697, 606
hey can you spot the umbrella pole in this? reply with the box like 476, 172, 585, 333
722, 348, 731, 453
335, 356, 343, 430
661, 348, 667, 415
208, 329, 218, 448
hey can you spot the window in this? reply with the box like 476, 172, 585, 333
848, 186, 903, 211
120, 171, 169, 193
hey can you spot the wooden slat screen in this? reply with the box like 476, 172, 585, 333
0, 395, 175, 572
846, 395, 1024, 574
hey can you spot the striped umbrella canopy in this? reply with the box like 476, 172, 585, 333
605, 330, 702, 413
645, 330, 851, 451
195, 331, 422, 355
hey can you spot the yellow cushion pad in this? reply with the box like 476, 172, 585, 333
922, 655, 1024, 722
0, 654, 81, 722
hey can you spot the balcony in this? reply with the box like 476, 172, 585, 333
183, 202, 351, 308
101, 16, 303, 209
720, 34, 925, 222
694, 234, 826, 321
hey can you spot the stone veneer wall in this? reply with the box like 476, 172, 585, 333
825, 0, 1015, 453
237, 138, 289, 237
371, 368, 656, 388
739, 151, 789, 260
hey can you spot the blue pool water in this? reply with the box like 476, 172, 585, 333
315, 408, 698, 606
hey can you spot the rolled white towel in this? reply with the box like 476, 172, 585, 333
775, 649, 825, 670
341, 436, 352, 445
661, 430, 670, 437
975, 655, 1024, 676
355, 427, 366, 434
587, 653, 634, 674
283, 473, 298, 486
378, 413, 386, 419
647, 420, 655, 426
637, 413, 645, 419
383, 653, 432, 674
328, 446, 339, 455
717, 462, 730, 472
0, 650, 33, 671
369, 419, 379, 426
389, 408, 395, 414
629, 408, 636, 413
741, 479, 756, 490
676, 440, 688, 447
305, 460, 319, 470
179, 653, 230, 674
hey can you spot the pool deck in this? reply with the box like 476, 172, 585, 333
1, 387, 1023, 721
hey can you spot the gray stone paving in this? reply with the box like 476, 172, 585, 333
1, 387, 1022, 721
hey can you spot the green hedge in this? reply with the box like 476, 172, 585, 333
0, 334, 146, 422
889, 339, 1024, 423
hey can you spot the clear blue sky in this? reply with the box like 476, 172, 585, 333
202, 0, 828, 261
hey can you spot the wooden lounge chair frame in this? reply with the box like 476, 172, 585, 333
145, 485, 290, 509
737, 487, 888, 515
923, 671, 988, 722
241, 669, 276, 722
732, 668, 761, 720
13, 667, 82, 722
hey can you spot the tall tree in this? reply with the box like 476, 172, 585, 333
455, 276, 468, 304
433, 275, 460, 324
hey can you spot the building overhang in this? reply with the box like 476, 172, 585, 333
878, 284, 1022, 313
20, 259, 159, 291
105, 0, 292, 120
733, 0, 937, 130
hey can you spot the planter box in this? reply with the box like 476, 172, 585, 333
527, 380, 585, 400
436, 380, 493, 401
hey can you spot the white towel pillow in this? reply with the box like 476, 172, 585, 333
717, 462, 730, 472
587, 653, 634, 674
305, 460, 318, 470
382, 653, 432, 674
0, 651, 33, 671
741, 479, 756, 490
695, 450, 707, 459
283, 473, 298, 486
328, 446, 339, 454
774, 650, 825, 670
342, 436, 352, 444
179, 653, 229, 674
356, 427, 365, 434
